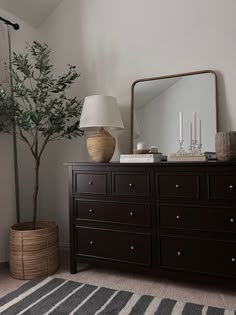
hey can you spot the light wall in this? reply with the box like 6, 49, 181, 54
35, 0, 236, 247
1, 0, 236, 254
0, 8, 39, 262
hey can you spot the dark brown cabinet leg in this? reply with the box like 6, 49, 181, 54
70, 260, 77, 274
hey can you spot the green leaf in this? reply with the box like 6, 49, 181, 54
0, 41, 84, 145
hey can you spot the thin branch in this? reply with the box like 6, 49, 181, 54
19, 129, 36, 158
48, 135, 63, 142
38, 134, 50, 160
25, 95, 34, 111
28, 77, 34, 93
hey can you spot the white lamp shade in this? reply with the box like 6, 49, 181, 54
80, 95, 124, 130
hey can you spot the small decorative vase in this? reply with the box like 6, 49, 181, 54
215, 131, 236, 161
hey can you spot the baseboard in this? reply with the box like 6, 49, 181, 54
0, 262, 8, 270
59, 242, 70, 252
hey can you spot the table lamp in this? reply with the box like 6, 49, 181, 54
80, 95, 124, 162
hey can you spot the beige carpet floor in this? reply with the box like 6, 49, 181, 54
1, 252, 236, 311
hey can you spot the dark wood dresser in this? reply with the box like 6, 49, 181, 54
67, 161, 236, 279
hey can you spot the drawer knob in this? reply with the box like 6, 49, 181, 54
129, 183, 134, 187
177, 251, 182, 256
175, 184, 180, 189
232, 258, 235, 262
89, 209, 93, 213
176, 215, 181, 220
88, 181, 93, 185
130, 245, 135, 250
89, 241, 94, 245
229, 185, 234, 189
230, 218, 235, 223
129, 212, 134, 216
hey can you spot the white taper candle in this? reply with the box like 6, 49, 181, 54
179, 112, 183, 141
193, 112, 196, 141
198, 119, 201, 145
190, 122, 192, 146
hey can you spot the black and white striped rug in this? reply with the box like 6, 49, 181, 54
0, 277, 234, 315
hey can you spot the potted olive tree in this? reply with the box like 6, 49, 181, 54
0, 41, 84, 279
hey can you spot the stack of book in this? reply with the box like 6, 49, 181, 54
167, 152, 207, 162
120, 153, 162, 163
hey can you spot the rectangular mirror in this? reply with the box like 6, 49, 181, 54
131, 70, 218, 155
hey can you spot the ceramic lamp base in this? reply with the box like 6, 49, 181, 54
87, 128, 116, 162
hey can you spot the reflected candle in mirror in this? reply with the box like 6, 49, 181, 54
190, 122, 192, 146
137, 141, 145, 150
179, 112, 183, 141
193, 112, 197, 141
199, 119, 201, 144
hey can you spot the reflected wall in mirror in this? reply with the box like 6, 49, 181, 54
131, 70, 218, 155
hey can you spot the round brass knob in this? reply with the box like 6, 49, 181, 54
89, 241, 94, 245
176, 215, 180, 220
177, 251, 182, 256
88, 181, 93, 185
230, 218, 235, 223
129, 212, 134, 216
89, 209, 93, 213
130, 245, 135, 250
175, 184, 180, 188
232, 258, 235, 262
229, 185, 234, 189
129, 183, 134, 187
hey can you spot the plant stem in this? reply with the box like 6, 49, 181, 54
33, 157, 40, 230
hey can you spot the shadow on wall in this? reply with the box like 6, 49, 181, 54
17, 140, 35, 222
112, 103, 131, 161
38, 136, 88, 243
215, 71, 231, 131
84, 40, 119, 96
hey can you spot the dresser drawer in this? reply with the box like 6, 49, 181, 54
160, 236, 236, 276
75, 200, 151, 226
159, 205, 236, 233
112, 173, 150, 197
157, 174, 199, 199
74, 172, 107, 195
208, 174, 236, 200
76, 227, 151, 266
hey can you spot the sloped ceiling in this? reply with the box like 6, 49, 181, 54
0, 0, 63, 27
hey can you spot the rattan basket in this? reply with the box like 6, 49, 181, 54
9, 221, 59, 280
215, 131, 236, 161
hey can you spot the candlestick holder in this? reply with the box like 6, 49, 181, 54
188, 143, 193, 153
177, 139, 187, 154
197, 143, 202, 154
190, 139, 203, 155
191, 139, 198, 153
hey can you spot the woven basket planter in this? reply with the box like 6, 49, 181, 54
9, 221, 59, 280
215, 131, 236, 161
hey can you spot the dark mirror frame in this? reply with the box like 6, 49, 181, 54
130, 70, 218, 154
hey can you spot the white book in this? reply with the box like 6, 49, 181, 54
120, 153, 162, 158
120, 157, 162, 163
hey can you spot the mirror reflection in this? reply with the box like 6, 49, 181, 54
132, 71, 218, 155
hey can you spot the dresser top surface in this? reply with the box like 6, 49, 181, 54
65, 160, 236, 167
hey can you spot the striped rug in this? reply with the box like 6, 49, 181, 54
0, 277, 234, 315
